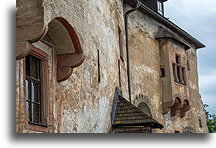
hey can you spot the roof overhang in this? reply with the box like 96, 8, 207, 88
155, 27, 191, 50
123, 0, 205, 49
159, 0, 168, 2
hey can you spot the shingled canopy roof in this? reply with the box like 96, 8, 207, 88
155, 27, 190, 49
111, 89, 163, 130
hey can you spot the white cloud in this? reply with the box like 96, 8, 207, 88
199, 70, 216, 90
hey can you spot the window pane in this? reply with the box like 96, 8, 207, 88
31, 82, 40, 103
160, 68, 165, 77
25, 80, 30, 101
26, 102, 31, 122
157, 1, 163, 15
25, 50, 45, 125
176, 55, 180, 64
157, 1, 162, 9
26, 56, 30, 76
32, 104, 40, 123
177, 66, 181, 82
182, 67, 186, 84
173, 64, 177, 81
30, 56, 40, 79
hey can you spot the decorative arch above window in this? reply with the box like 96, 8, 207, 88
16, 17, 85, 82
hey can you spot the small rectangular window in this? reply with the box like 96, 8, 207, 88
157, 1, 163, 15
187, 60, 190, 71
199, 119, 202, 128
176, 55, 180, 64
160, 67, 165, 77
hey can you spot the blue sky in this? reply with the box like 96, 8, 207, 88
165, 0, 216, 114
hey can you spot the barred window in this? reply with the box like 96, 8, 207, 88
26, 55, 42, 124
25, 46, 48, 127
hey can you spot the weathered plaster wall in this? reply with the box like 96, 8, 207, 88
16, 0, 128, 133
166, 41, 208, 133
124, 4, 208, 133
51, 0, 128, 133
16, 60, 24, 133
124, 4, 163, 132
16, 1, 207, 133
186, 47, 208, 133
16, 0, 44, 28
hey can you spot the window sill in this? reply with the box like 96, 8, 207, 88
28, 121, 48, 127
174, 80, 187, 86
26, 121, 50, 133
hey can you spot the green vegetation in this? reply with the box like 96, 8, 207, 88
204, 104, 216, 133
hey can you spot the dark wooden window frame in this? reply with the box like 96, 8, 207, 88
24, 44, 50, 132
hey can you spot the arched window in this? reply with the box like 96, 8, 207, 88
138, 102, 152, 117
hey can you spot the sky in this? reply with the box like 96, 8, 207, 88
165, 0, 216, 114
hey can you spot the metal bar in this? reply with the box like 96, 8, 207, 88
26, 76, 41, 83
29, 56, 32, 122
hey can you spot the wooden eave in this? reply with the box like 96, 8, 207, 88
123, 0, 205, 49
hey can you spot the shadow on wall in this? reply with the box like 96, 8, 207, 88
11, 7, 209, 140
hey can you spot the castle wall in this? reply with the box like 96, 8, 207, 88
124, 4, 208, 133
16, 0, 128, 133
16, 0, 208, 133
